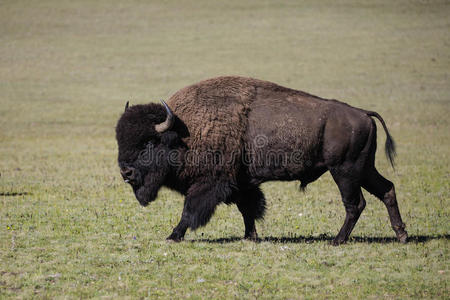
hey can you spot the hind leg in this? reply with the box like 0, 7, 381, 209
236, 186, 266, 240
330, 168, 367, 245
362, 168, 407, 243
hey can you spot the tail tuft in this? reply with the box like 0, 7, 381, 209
385, 131, 396, 169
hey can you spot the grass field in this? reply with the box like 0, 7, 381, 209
1, 0, 449, 298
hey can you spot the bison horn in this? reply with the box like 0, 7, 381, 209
124, 101, 129, 112
155, 100, 174, 133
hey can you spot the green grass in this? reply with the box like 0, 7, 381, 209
1, 0, 449, 298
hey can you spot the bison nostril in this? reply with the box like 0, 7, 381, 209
121, 168, 135, 179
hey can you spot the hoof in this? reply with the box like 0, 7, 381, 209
393, 223, 407, 244
244, 231, 258, 242
330, 238, 347, 246
244, 235, 259, 242
397, 231, 408, 244
166, 234, 184, 243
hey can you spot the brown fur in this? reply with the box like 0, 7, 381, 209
167, 77, 257, 181
167, 76, 321, 180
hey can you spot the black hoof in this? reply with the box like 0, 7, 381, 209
331, 238, 347, 246
244, 235, 259, 242
244, 231, 258, 242
166, 234, 184, 243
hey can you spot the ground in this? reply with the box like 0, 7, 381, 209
0, 0, 449, 298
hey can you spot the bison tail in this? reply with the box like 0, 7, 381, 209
366, 111, 396, 169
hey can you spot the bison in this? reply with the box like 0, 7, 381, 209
115, 76, 407, 245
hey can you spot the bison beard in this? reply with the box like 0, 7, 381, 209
133, 173, 163, 206
131, 143, 173, 206
115, 76, 408, 245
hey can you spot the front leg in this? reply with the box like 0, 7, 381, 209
167, 213, 189, 242
167, 180, 233, 242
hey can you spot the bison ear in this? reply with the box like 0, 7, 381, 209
160, 131, 179, 147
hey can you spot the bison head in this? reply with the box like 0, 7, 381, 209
115, 100, 180, 206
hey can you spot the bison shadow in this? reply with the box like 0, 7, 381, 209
190, 234, 450, 244
0, 192, 30, 196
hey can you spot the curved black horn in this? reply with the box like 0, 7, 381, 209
124, 101, 129, 112
155, 100, 174, 133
